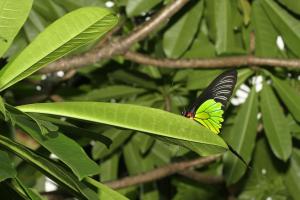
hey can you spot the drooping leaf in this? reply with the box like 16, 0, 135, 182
0, 150, 16, 182
17, 102, 229, 156
272, 76, 300, 122
223, 87, 258, 184
9, 107, 100, 180
214, 0, 244, 55
92, 128, 132, 160
13, 177, 44, 200
284, 148, 300, 200
238, 138, 289, 200
100, 153, 120, 182
252, 0, 279, 57
0, 0, 33, 57
262, 0, 300, 57
163, 1, 204, 58
278, 0, 300, 16
0, 7, 118, 91
0, 135, 99, 200
260, 82, 292, 161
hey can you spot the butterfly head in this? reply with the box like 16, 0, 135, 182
182, 111, 195, 119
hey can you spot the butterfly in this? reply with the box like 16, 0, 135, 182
182, 69, 237, 134
182, 69, 250, 168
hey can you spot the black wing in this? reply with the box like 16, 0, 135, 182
187, 69, 237, 114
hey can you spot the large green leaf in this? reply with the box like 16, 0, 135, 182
17, 102, 228, 156
0, 135, 98, 200
0, 0, 33, 57
239, 138, 289, 200
284, 148, 300, 200
0, 7, 118, 91
214, 0, 244, 55
13, 113, 100, 180
252, 0, 279, 57
260, 83, 292, 161
262, 0, 300, 57
126, 0, 162, 17
163, 1, 204, 58
272, 76, 300, 122
278, 0, 300, 15
223, 87, 258, 184
0, 150, 16, 182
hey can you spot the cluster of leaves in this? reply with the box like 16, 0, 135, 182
0, 0, 299, 200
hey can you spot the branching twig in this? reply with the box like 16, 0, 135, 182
40, 0, 190, 74
38, 0, 300, 74
104, 155, 220, 189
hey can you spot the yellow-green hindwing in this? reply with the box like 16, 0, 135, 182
194, 99, 224, 134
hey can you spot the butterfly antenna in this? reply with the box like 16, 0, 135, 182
227, 144, 251, 170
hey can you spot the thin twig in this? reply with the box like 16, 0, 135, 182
105, 155, 220, 189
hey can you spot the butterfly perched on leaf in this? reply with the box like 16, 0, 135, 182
182, 69, 237, 134
183, 69, 249, 167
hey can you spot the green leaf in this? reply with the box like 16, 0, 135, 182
238, 0, 251, 25
260, 83, 292, 161
126, 0, 162, 17
234, 69, 253, 94
0, 135, 99, 200
278, 0, 300, 15
85, 177, 129, 200
173, 179, 222, 200
13, 177, 44, 200
0, 0, 33, 57
0, 96, 8, 121
17, 102, 228, 156
92, 128, 132, 160
284, 148, 300, 200
223, 87, 258, 184
109, 70, 157, 89
163, 1, 204, 58
252, 0, 279, 57
124, 140, 147, 175
183, 30, 215, 59
70, 85, 146, 101
0, 7, 118, 91
0, 150, 16, 182
100, 153, 120, 182
262, 0, 300, 57
215, 0, 244, 55
10, 108, 100, 180
272, 76, 300, 122
187, 70, 223, 90
239, 138, 289, 200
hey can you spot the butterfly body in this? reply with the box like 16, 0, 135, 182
183, 69, 237, 134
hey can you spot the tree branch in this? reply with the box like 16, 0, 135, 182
178, 170, 224, 184
124, 51, 300, 69
104, 155, 220, 189
40, 0, 190, 74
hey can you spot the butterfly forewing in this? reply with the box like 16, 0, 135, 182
188, 69, 237, 113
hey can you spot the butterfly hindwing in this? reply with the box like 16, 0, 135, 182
184, 70, 237, 134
